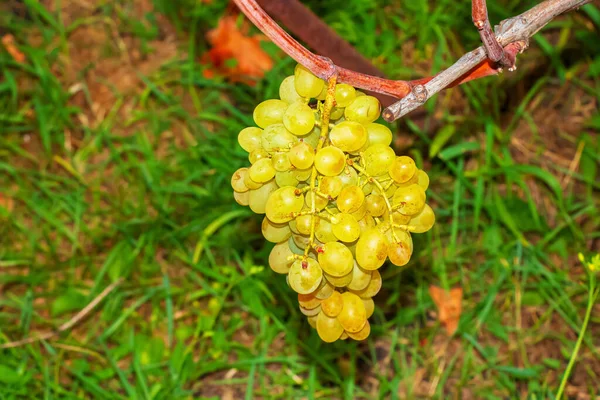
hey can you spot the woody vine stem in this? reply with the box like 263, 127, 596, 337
233, 0, 592, 122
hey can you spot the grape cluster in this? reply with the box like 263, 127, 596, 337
231, 65, 435, 342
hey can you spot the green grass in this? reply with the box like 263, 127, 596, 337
1, 0, 599, 398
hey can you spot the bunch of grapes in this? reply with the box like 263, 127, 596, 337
231, 65, 435, 342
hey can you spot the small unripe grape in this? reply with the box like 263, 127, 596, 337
288, 258, 323, 294
268, 241, 295, 274
389, 156, 417, 184
233, 190, 249, 206
330, 121, 367, 152
366, 123, 392, 147
284, 101, 316, 136
365, 194, 386, 216
347, 320, 370, 340
337, 166, 358, 189
316, 310, 344, 342
315, 146, 346, 176
408, 203, 435, 233
261, 124, 296, 152
321, 291, 344, 317
337, 292, 367, 333
417, 169, 430, 191
231, 167, 250, 193
392, 184, 426, 216
253, 99, 288, 128
362, 144, 395, 176
262, 217, 292, 243
288, 142, 315, 170
337, 185, 365, 214
249, 158, 276, 183
248, 179, 278, 214
345, 96, 380, 124
266, 186, 304, 223
279, 76, 304, 104
318, 242, 354, 277
331, 213, 360, 242
347, 262, 372, 291
334, 83, 356, 107
238, 127, 263, 152
324, 271, 353, 287
320, 176, 343, 199
275, 170, 299, 187
356, 228, 389, 270
272, 152, 292, 172
351, 270, 382, 298
294, 64, 325, 98
330, 107, 345, 120
249, 148, 269, 164
315, 218, 337, 243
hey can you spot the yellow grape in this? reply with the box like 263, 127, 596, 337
295, 213, 313, 236
243, 170, 262, 190
337, 185, 365, 214
262, 217, 292, 243
315, 279, 335, 299
249, 158, 276, 183
337, 166, 359, 189
316, 311, 344, 342
324, 271, 353, 287
272, 152, 292, 172
283, 101, 316, 136
261, 123, 296, 152
279, 75, 304, 104
299, 126, 321, 148
347, 262, 372, 291
304, 191, 328, 211
329, 107, 345, 120
248, 179, 278, 214
315, 218, 337, 243
300, 304, 321, 317
320, 176, 343, 199
298, 292, 322, 309
347, 320, 370, 340
288, 258, 323, 294
351, 270, 382, 298
387, 230, 413, 267
408, 203, 435, 233
292, 232, 311, 249
362, 298, 375, 318
237, 127, 263, 153
357, 214, 376, 234
366, 123, 392, 146
337, 292, 367, 333
392, 184, 426, 216
231, 167, 250, 193
307, 315, 318, 328
268, 241, 295, 274
249, 148, 269, 164
294, 64, 325, 98
293, 167, 313, 182
362, 144, 395, 176
288, 142, 315, 170
329, 121, 367, 152
334, 83, 356, 107
253, 99, 288, 128
344, 95, 380, 124
389, 156, 417, 184
275, 170, 299, 187
350, 202, 367, 221
233, 190, 249, 206
265, 186, 304, 223
315, 146, 346, 176
365, 193, 386, 216
318, 241, 354, 277
417, 169, 430, 191
356, 228, 389, 270
331, 213, 360, 242
321, 291, 344, 317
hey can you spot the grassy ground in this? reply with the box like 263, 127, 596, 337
0, 0, 599, 398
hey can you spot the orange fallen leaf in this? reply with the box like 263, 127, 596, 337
429, 285, 462, 336
1, 34, 26, 64
204, 15, 273, 85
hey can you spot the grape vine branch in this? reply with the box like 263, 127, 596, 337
232, 0, 592, 122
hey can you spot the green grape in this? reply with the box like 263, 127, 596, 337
344, 95, 380, 124
288, 236, 304, 255
237, 127, 263, 153
347, 320, 370, 340
388, 231, 413, 266
408, 203, 435, 233
392, 184, 426, 216
315, 218, 337, 243
330, 107, 345, 120
272, 152, 292, 172
350, 270, 382, 298
355, 90, 366, 97
293, 167, 313, 182
347, 261, 372, 291
253, 99, 288, 128
279, 75, 304, 104
295, 213, 313, 236
288, 142, 315, 170
362, 298, 374, 318
365, 193, 386, 216
275, 170, 299, 187
292, 232, 311, 249
391, 209, 411, 225
248, 179, 278, 214
337, 292, 367, 333
261, 124, 296, 152
331, 213, 360, 242
417, 169, 430, 191
316, 83, 328, 101
357, 214, 376, 234
231, 167, 250, 193
268, 241, 294, 274
315, 146, 346, 176
337, 185, 365, 214
356, 228, 389, 270
318, 242, 354, 277
288, 258, 323, 294
249, 148, 269, 164
329, 121, 367, 152
233, 190, 249, 206
262, 217, 292, 243
320, 176, 343, 199
283, 101, 316, 136
304, 191, 328, 211
324, 271, 353, 287
361, 181, 374, 195
334, 83, 356, 107
366, 123, 392, 147
350, 202, 367, 221
299, 126, 321, 148
316, 311, 344, 342
337, 166, 358, 189
321, 291, 343, 317
362, 144, 395, 176
298, 292, 322, 309
384, 182, 398, 198
315, 279, 335, 299
249, 158, 276, 183
294, 64, 325, 98
389, 156, 417, 184
266, 186, 304, 223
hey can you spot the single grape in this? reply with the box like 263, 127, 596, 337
307, 315, 318, 328
293, 167, 313, 182
356, 228, 389, 270
320, 176, 343, 199
389, 156, 417, 184
249, 158, 276, 183
345, 95, 380, 124
315, 146, 346, 176
298, 125, 321, 148
331, 213, 360, 242
284, 101, 316, 136
416, 169, 430, 191
300, 304, 321, 317
248, 179, 278, 214
243, 170, 262, 190
275, 170, 299, 187
279, 75, 304, 104
347, 320, 370, 340
288, 236, 304, 255
231, 167, 250, 193
392, 184, 426, 216
337, 185, 365, 214
262, 217, 292, 243
318, 242, 354, 277
337, 292, 367, 333
366, 123, 392, 147
350, 270, 382, 298
408, 203, 435, 233
350, 202, 367, 221
337, 166, 358, 189
265, 186, 304, 223
315, 218, 337, 243
304, 191, 328, 211
261, 124, 297, 152
294, 64, 325, 98
365, 193, 386, 216
388, 229, 413, 266
316, 311, 344, 342
238, 127, 263, 153
329, 107, 345, 120
324, 271, 353, 287
298, 292, 322, 309
362, 144, 395, 176
272, 152, 292, 172
334, 84, 356, 107
268, 241, 295, 274
253, 99, 288, 128
249, 148, 269, 164
357, 214, 376, 234
362, 298, 375, 318
361, 181, 374, 196
233, 190, 249, 206
321, 291, 344, 317
292, 232, 312, 250
295, 213, 313, 236
315, 279, 335, 300
330, 121, 367, 152
347, 261, 372, 291
288, 142, 315, 170
288, 258, 323, 294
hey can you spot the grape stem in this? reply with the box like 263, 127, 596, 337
232, 0, 592, 121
